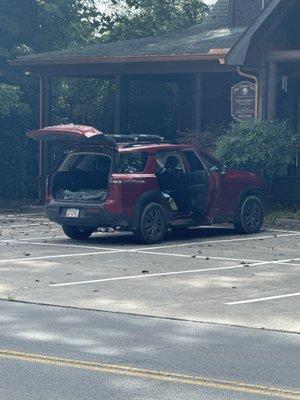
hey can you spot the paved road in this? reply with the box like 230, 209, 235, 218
0, 301, 299, 400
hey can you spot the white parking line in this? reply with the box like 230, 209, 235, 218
50, 264, 249, 287
135, 250, 264, 264
0, 240, 266, 264
137, 232, 300, 252
0, 241, 267, 267
4, 241, 121, 252
225, 292, 300, 305
3, 239, 294, 267
50, 257, 300, 287
0, 249, 123, 264
280, 263, 300, 267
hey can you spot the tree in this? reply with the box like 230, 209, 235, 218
101, 0, 209, 40
0, 0, 100, 198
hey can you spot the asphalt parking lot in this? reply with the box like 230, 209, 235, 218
0, 212, 299, 332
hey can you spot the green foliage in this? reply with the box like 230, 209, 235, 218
0, 0, 99, 53
176, 124, 227, 154
124, 80, 179, 138
0, 0, 100, 199
0, 84, 34, 198
216, 119, 296, 178
266, 207, 300, 223
52, 77, 115, 132
0, 83, 29, 118
102, 0, 209, 40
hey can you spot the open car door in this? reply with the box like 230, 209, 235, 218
27, 124, 117, 148
181, 149, 209, 216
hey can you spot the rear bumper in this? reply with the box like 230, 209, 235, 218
47, 202, 129, 228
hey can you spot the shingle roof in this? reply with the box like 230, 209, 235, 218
234, 0, 262, 26
11, 0, 254, 65
14, 26, 245, 62
226, 0, 291, 65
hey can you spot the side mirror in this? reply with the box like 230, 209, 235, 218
221, 165, 227, 176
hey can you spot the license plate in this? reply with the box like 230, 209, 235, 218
65, 208, 80, 218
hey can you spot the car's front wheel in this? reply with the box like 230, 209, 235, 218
234, 195, 264, 234
134, 202, 168, 244
62, 225, 94, 240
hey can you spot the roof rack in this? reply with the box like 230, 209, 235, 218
108, 134, 165, 144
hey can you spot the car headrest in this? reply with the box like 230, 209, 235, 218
165, 155, 178, 169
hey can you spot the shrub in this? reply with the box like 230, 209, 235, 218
176, 123, 226, 154
216, 119, 297, 179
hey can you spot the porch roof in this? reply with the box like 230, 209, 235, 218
10, 27, 246, 66
226, 0, 296, 66
10, 0, 247, 67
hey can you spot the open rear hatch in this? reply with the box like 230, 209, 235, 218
27, 124, 117, 148
27, 124, 117, 203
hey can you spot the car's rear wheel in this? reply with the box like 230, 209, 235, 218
134, 202, 168, 244
234, 195, 264, 234
62, 225, 94, 240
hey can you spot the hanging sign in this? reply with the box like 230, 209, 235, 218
231, 81, 256, 119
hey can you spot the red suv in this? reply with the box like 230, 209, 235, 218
28, 125, 266, 244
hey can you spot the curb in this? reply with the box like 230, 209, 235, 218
275, 218, 300, 229
20, 205, 46, 213
0, 205, 45, 214
266, 218, 300, 230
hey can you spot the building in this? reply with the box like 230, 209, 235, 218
10, 0, 300, 201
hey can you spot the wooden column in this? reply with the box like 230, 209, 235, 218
288, 77, 297, 132
39, 75, 52, 204
258, 67, 268, 120
122, 77, 129, 134
194, 73, 203, 132
267, 61, 278, 121
114, 75, 123, 134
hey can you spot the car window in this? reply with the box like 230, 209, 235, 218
156, 151, 185, 172
201, 153, 222, 172
183, 150, 205, 172
116, 152, 149, 174
59, 153, 111, 173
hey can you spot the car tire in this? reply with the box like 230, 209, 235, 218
134, 202, 168, 244
62, 225, 94, 240
234, 195, 264, 234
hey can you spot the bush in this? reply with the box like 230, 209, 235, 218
176, 123, 226, 154
216, 119, 297, 179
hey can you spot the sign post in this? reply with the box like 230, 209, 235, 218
231, 81, 257, 120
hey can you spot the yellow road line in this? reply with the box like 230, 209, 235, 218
0, 349, 299, 399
